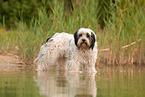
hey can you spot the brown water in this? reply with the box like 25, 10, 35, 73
0, 64, 145, 97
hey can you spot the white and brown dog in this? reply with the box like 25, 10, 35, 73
35, 28, 98, 73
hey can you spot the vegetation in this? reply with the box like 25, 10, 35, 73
0, 0, 145, 65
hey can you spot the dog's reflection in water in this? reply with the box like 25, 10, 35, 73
36, 70, 97, 97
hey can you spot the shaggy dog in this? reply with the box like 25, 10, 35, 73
35, 28, 98, 73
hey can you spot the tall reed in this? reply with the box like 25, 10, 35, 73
0, 0, 144, 65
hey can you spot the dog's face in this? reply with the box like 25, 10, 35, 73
74, 28, 96, 50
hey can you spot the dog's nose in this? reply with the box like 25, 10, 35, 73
82, 39, 86, 42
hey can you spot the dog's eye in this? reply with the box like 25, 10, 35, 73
87, 33, 90, 38
79, 34, 82, 37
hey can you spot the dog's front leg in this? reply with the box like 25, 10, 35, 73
68, 60, 80, 72
84, 64, 97, 74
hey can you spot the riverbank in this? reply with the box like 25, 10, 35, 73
0, 52, 23, 65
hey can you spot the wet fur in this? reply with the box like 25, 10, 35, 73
35, 28, 98, 73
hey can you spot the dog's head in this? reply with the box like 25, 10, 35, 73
74, 28, 96, 50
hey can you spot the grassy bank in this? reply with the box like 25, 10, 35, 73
0, 0, 145, 65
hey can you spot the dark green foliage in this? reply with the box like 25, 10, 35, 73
0, 0, 53, 28
0, 0, 39, 28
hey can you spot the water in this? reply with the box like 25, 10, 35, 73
0, 65, 145, 97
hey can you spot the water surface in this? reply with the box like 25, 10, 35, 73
0, 64, 145, 97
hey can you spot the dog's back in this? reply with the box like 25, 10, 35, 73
35, 33, 74, 70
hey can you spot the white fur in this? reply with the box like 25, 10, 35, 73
35, 28, 98, 73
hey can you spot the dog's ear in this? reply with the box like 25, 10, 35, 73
90, 32, 96, 50
74, 30, 78, 47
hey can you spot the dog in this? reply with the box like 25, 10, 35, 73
34, 28, 98, 73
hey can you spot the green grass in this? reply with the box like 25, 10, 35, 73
0, 0, 145, 65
